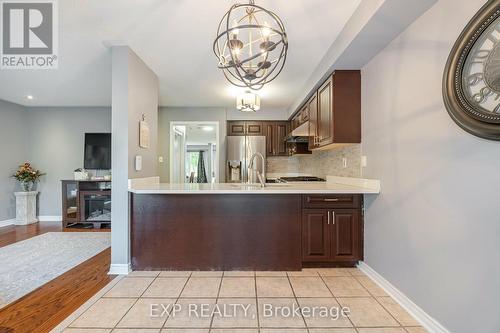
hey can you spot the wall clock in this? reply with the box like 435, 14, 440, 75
443, 0, 500, 140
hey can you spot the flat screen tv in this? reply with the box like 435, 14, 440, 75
84, 133, 111, 170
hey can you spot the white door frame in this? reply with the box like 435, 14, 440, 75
169, 121, 220, 183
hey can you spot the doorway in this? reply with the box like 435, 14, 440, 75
169, 121, 219, 183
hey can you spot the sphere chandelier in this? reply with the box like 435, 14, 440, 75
213, 0, 288, 90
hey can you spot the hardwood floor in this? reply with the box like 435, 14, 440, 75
0, 222, 113, 333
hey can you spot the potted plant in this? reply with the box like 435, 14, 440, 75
12, 162, 45, 191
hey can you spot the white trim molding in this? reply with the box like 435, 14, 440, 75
358, 261, 450, 333
0, 218, 15, 228
1, 216, 62, 227
38, 215, 62, 222
108, 263, 131, 275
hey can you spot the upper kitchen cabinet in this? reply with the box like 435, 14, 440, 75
228, 120, 289, 156
308, 70, 361, 149
227, 121, 263, 136
307, 93, 318, 150
264, 121, 289, 156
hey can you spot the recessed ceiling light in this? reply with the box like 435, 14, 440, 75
26, 95, 33, 100
202, 126, 214, 131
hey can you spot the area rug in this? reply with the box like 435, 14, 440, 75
0, 232, 110, 309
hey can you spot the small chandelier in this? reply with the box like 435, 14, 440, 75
237, 91, 261, 112
214, 0, 288, 90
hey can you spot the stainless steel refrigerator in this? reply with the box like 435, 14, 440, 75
226, 136, 266, 183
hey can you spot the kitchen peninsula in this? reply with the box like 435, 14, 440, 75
129, 177, 380, 271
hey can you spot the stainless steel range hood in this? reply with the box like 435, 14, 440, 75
286, 121, 309, 143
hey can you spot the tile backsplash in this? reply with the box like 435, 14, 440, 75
267, 144, 362, 178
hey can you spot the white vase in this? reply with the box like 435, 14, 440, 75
15, 191, 39, 225
21, 181, 33, 191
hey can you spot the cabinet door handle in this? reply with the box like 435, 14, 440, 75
323, 198, 339, 202
327, 211, 330, 224
332, 211, 335, 225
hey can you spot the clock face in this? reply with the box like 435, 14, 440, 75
443, 0, 500, 141
462, 16, 500, 121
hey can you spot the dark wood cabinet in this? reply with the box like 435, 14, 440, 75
276, 122, 289, 155
263, 121, 289, 156
129, 192, 364, 270
317, 77, 334, 146
228, 120, 289, 156
299, 70, 360, 149
302, 194, 363, 265
246, 121, 264, 135
227, 121, 263, 136
302, 210, 330, 262
61, 180, 111, 229
265, 122, 275, 155
228, 121, 247, 136
308, 93, 318, 150
331, 209, 361, 262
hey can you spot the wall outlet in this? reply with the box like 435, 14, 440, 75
361, 155, 367, 168
342, 157, 347, 168
158, 156, 164, 163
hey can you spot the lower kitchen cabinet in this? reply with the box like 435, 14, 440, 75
302, 209, 330, 262
331, 209, 362, 262
302, 195, 363, 265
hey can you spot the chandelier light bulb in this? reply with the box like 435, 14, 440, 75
262, 22, 271, 38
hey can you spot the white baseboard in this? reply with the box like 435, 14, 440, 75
108, 263, 131, 275
358, 261, 449, 333
38, 215, 62, 221
1, 216, 61, 226
0, 218, 15, 228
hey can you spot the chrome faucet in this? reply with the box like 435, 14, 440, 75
248, 152, 266, 187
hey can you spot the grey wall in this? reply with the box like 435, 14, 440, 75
111, 46, 159, 269
361, 0, 500, 332
27, 107, 111, 216
127, 49, 159, 179
158, 107, 227, 182
0, 100, 28, 221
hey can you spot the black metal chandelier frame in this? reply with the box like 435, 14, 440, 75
213, 0, 288, 90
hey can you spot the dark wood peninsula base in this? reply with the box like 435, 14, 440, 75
130, 194, 302, 271
130, 193, 364, 271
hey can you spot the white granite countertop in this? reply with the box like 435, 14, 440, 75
128, 176, 380, 194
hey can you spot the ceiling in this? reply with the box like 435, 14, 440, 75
185, 125, 218, 146
0, 0, 361, 109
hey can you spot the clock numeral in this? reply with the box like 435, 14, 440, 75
472, 86, 493, 104
485, 22, 500, 44
467, 73, 484, 85
470, 49, 491, 65
494, 103, 500, 114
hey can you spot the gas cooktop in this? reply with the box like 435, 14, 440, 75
278, 176, 326, 182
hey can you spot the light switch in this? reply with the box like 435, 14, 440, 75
342, 157, 347, 168
158, 156, 164, 163
135, 155, 142, 171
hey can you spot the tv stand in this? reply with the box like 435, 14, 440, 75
61, 180, 111, 229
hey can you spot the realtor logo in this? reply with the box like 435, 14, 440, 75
1, 0, 58, 69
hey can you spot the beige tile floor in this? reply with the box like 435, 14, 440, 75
63, 268, 428, 333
